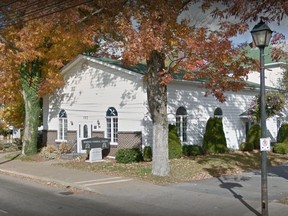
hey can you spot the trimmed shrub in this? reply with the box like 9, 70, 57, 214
182, 144, 190, 156
241, 141, 254, 151
168, 124, 182, 159
59, 142, 73, 154
202, 117, 227, 154
143, 146, 152, 162
277, 123, 288, 143
245, 124, 261, 150
115, 148, 143, 163
273, 141, 288, 154
40, 145, 60, 159
182, 144, 203, 156
190, 145, 203, 156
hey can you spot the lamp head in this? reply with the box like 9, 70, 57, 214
251, 20, 273, 48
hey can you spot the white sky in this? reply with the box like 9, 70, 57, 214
182, 1, 288, 46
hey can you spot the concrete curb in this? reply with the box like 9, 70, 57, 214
0, 168, 97, 193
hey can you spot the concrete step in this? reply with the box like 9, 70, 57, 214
60, 153, 86, 160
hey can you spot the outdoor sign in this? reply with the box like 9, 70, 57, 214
260, 138, 271, 151
81, 137, 110, 150
81, 137, 110, 158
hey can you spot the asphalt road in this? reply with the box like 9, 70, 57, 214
168, 165, 288, 202
0, 174, 203, 216
0, 174, 157, 216
0, 152, 287, 216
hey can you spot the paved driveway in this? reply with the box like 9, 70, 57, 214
168, 164, 288, 203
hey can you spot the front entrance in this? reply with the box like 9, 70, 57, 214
77, 123, 93, 153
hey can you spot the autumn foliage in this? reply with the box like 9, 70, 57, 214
0, 2, 96, 127
0, 0, 286, 170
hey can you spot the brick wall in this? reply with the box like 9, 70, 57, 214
42, 130, 142, 157
109, 131, 142, 156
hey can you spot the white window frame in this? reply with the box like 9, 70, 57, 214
57, 109, 67, 141
106, 107, 118, 145
214, 107, 223, 118
176, 106, 187, 143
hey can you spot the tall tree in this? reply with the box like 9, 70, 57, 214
82, 0, 257, 176
84, 0, 288, 176
0, 1, 96, 155
1, 0, 258, 173
2, 0, 287, 175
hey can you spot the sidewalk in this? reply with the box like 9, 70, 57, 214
0, 152, 288, 216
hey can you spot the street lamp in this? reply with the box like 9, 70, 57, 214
251, 20, 273, 216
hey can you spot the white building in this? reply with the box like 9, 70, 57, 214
42, 55, 286, 156
247, 62, 286, 89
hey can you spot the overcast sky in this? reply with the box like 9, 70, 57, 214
232, 20, 288, 45
182, 2, 288, 46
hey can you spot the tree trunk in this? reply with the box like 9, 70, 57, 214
146, 50, 169, 176
21, 61, 41, 155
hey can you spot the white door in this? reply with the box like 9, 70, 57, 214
77, 123, 92, 153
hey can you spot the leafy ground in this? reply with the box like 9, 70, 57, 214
51, 151, 288, 185
6, 150, 288, 204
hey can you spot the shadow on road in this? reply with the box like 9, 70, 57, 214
0, 153, 21, 165
217, 177, 261, 216
268, 164, 288, 180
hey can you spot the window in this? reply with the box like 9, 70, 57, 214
214, 107, 223, 118
83, 124, 88, 138
106, 107, 118, 144
58, 109, 67, 140
176, 106, 187, 142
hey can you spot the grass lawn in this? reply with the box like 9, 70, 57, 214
52, 151, 288, 185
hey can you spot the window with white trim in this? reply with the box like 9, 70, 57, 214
106, 107, 118, 144
58, 109, 67, 140
214, 107, 223, 118
176, 106, 187, 142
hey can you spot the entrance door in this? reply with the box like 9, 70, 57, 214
77, 123, 92, 153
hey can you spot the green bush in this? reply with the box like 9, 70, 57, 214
245, 124, 261, 150
182, 144, 190, 156
202, 117, 227, 154
143, 146, 152, 162
241, 141, 254, 151
182, 144, 203, 156
115, 148, 143, 163
168, 124, 182, 159
277, 123, 288, 143
273, 142, 288, 154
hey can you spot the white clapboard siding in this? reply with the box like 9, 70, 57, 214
168, 80, 265, 148
44, 56, 146, 134
43, 54, 285, 150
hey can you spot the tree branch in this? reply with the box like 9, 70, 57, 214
0, 33, 21, 53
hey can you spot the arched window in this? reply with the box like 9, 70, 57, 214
176, 106, 187, 142
106, 107, 118, 144
58, 109, 67, 140
83, 124, 88, 138
214, 107, 223, 118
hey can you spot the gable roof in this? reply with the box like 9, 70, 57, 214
61, 54, 145, 78
93, 57, 147, 75
245, 45, 287, 66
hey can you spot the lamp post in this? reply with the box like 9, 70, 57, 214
251, 20, 273, 216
